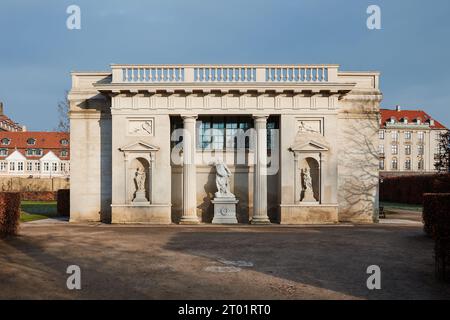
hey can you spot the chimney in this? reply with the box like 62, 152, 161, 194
395, 105, 401, 112
0, 101, 3, 115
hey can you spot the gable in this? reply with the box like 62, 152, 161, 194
290, 140, 329, 152
5, 150, 26, 161
119, 141, 159, 152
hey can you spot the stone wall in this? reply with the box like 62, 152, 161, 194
0, 177, 69, 192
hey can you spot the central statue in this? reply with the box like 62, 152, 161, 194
213, 160, 234, 198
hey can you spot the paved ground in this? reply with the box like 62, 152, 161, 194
1, 213, 450, 300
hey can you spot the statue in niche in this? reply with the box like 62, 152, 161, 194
133, 167, 148, 203
213, 160, 234, 198
301, 167, 316, 202
135, 168, 146, 191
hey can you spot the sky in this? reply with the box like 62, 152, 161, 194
0, 0, 449, 131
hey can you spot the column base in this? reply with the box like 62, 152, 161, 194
251, 217, 271, 225
179, 216, 200, 225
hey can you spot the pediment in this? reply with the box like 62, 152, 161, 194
119, 141, 159, 152
290, 140, 329, 152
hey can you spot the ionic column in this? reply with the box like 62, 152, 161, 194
252, 115, 271, 224
180, 115, 199, 224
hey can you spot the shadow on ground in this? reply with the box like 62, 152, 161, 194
1, 223, 449, 299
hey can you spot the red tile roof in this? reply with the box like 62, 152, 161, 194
0, 114, 22, 131
0, 132, 69, 159
380, 108, 447, 129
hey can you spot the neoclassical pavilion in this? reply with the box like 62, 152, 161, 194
69, 64, 382, 224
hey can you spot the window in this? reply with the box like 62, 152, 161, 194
52, 163, 58, 172
60, 163, 66, 172
1, 138, 10, 145
197, 117, 254, 150
17, 162, 23, 171
405, 131, 412, 140
0, 148, 8, 156
9, 162, 15, 171
43, 162, 49, 172
418, 159, 424, 171
379, 145, 384, 155
379, 160, 385, 170
60, 139, 69, 145
26, 149, 43, 156
379, 130, 385, 140
34, 162, 40, 172
418, 145, 424, 155
405, 145, 411, 155
391, 144, 398, 155
27, 138, 36, 145
418, 131, 424, 142
391, 158, 398, 170
60, 149, 68, 157
0, 161, 6, 171
391, 131, 399, 141
405, 159, 411, 170
27, 162, 33, 171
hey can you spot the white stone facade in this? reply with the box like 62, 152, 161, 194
379, 107, 448, 175
69, 64, 382, 224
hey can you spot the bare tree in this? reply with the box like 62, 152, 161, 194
56, 90, 70, 132
435, 130, 450, 173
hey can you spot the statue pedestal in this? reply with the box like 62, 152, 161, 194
211, 197, 239, 224
302, 190, 317, 203
133, 191, 148, 203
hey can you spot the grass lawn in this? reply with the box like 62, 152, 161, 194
380, 201, 423, 212
20, 201, 58, 222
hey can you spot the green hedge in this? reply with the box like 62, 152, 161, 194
0, 192, 21, 238
423, 193, 450, 281
57, 189, 70, 217
380, 174, 450, 205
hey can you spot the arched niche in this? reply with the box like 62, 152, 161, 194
119, 141, 159, 205
290, 139, 330, 204
300, 157, 320, 202
129, 157, 150, 203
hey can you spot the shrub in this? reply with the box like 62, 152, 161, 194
0, 192, 21, 238
21, 191, 56, 201
380, 174, 450, 205
423, 193, 450, 281
57, 189, 70, 217
423, 193, 450, 238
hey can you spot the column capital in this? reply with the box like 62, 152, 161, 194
181, 114, 198, 121
252, 114, 270, 121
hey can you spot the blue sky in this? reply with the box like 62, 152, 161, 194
0, 0, 449, 130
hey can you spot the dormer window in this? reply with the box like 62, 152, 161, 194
27, 138, 36, 145
60, 139, 69, 145
390, 117, 396, 124
402, 118, 408, 124
415, 118, 421, 125
1, 138, 10, 145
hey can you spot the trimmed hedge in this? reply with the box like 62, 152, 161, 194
0, 192, 21, 238
423, 193, 450, 281
21, 191, 56, 201
380, 174, 450, 205
57, 189, 70, 217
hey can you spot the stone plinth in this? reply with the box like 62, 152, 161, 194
133, 191, 148, 203
211, 197, 239, 224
